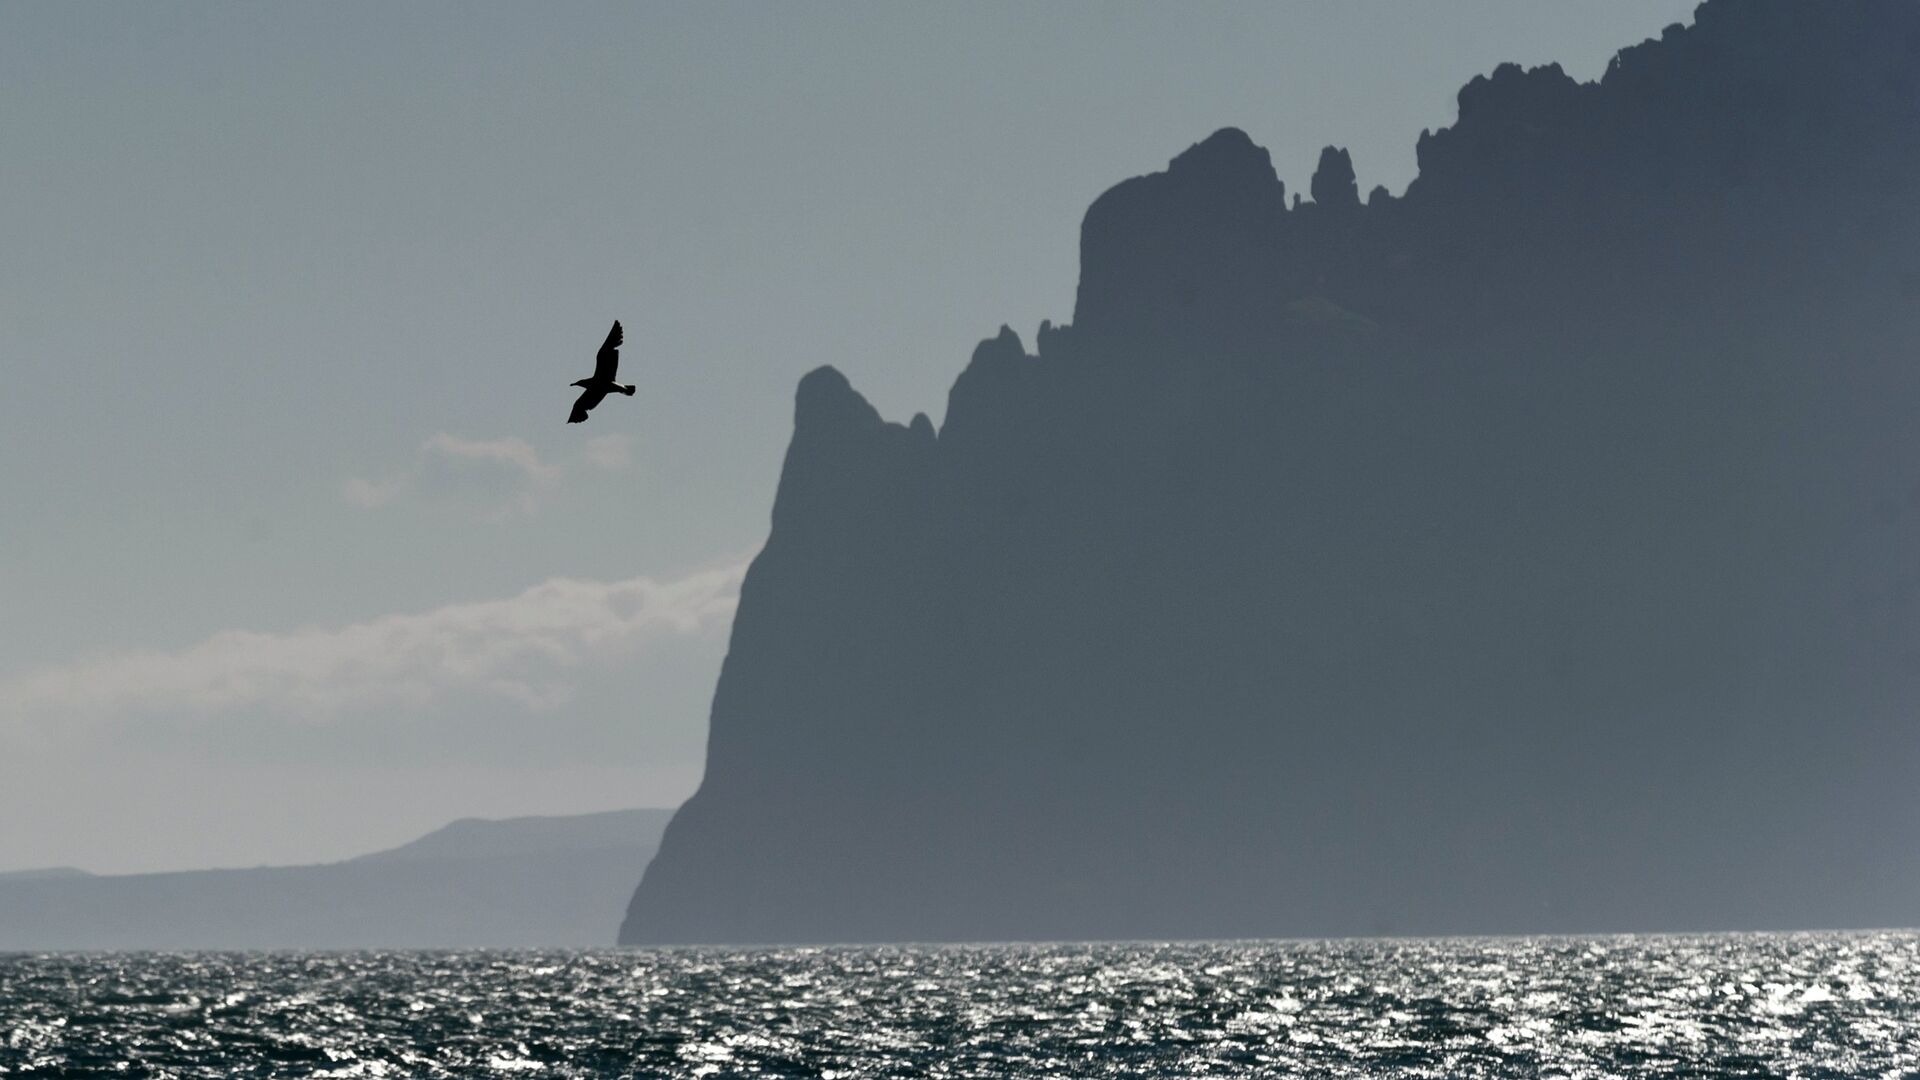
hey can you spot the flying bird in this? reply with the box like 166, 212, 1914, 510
567, 320, 636, 424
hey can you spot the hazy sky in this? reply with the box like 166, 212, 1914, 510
0, 2, 1695, 873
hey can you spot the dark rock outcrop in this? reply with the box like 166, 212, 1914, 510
623, 0, 1920, 944
1310, 146, 1359, 210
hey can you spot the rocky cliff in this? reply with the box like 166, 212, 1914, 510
624, 0, 1920, 944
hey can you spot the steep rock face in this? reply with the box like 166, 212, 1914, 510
624, 0, 1920, 944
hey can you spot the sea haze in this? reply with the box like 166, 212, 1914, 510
2, 933, 1914, 1078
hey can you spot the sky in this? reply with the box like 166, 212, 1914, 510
0, 1, 1696, 874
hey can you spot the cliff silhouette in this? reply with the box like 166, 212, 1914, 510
624, 0, 1920, 944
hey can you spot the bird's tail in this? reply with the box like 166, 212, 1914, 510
617, 384, 636, 395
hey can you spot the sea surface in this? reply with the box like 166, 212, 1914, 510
2, 933, 1916, 1078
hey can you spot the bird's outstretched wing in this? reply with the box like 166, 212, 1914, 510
568, 385, 608, 424
593, 320, 623, 382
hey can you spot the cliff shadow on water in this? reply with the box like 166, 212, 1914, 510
625, 0, 1920, 945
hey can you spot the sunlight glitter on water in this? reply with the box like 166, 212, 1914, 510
2, 932, 1917, 1078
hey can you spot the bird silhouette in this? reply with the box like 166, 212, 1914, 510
567, 320, 636, 424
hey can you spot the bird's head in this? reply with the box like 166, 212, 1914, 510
570, 379, 592, 388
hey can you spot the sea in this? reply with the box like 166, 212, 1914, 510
2, 932, 1915, 1078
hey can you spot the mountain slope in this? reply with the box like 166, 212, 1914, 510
355, 808, 674, 865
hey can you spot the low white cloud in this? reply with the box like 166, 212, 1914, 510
344, 434, 563, 517
341, 474, 407, 509
1, 562, 747, 726
422, 433, 562, 485
583, 434, 633, 472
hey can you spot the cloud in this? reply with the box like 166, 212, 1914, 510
344, 434, 563, 517
342, 474, 407, 509
421, 433, 562, 485
1, 562, 747, 727
583, 434, 633, 472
